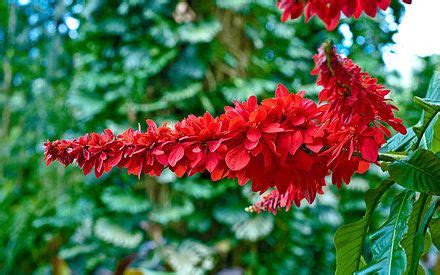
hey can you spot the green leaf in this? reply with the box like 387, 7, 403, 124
356, 191, 415, 275
149, 199, 194, 224
232, 215, 274, 241
126, 83, 203, 113
407, 199, 439, 274
413, 96, 440, 150
380, 128, 416, 154
431, 114, 440, 153
215, 0, 250, 11
401, 194, 431, 274
426, 71, 440, 100
94, 218, 143, 248
388, 149, 440, 194
163, 240, 214, 274
429, 218, 440, 250
101, 187, 150, 214
334, 180, 394, 275
178, 20, 222, 43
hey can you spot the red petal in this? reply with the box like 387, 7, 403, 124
262, 123, 284, 133
289, 131, 303, 155
360, 138, 379, 162
247, 128, 261, 142
357, 160, 370, 174
275, 84, 289, 98
168, 144, 185, 167
207, 140, 222, 152
206, 153, 219, 173
225, 147, 250, 171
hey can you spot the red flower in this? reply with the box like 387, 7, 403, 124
44, 43, 406, 213
276, 0, 412, 30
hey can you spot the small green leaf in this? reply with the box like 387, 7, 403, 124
334, 180, 394, 275
149, 199, 194, 224
178, 20, 222, 43
94, 218, 143, 248
215, 0, 249, 11
388, 149, 440, 194
101, 187, 150, 214
413, 96, 440, 150
232, 215, 274, 241
356, 191, 415, 275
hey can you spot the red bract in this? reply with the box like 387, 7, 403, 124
44, 43, 406, 213
277, 0, 412, 30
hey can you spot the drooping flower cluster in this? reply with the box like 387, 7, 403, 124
44, 43, 406, 213
277, 0, 412, 30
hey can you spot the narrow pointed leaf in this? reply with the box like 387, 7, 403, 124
401, 194, 431, 274
334, 180, 393, 275
408, 199, 439, 275
356, 191, 415, 275
388, 149, 440, 194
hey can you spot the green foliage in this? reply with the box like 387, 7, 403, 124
0, 0, 438, 274
232, 215, 274, 241
101, 187, 151, 214
163, 240, 214, 275
401, 194, 432, 274
430, 219, 440, 250
334, 180, 393, 275
336, 73, 440, 274
406, 199, 439, 274
356, 191, 415, 275
94, 218, 143, 248
413, 96, 440, 149
387, 149, 440, 194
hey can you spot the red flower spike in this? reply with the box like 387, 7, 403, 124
44, 43, 406, 213
276, 0, 412, 30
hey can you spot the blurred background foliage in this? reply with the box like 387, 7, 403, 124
0, 0, 439, 274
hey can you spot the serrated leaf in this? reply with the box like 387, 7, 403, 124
232, 215, 274, 241
178, 20, 222, 43
334, 180, 393, 275
149, 199, 194, 224
163, 240, 214, 275
94, 218, 142, 248
101, 187, 150, 214
356, 191, 415, 275
59, 244, 98, 260
145, 49, 178, 77
388, 149, 440, 194
162, 83, 203, 102
401, 194, 431, 274
429, 218, 440, 250
221, 78, 277, 102
127, 83, 202, 113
